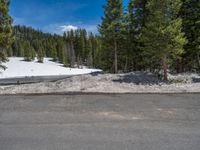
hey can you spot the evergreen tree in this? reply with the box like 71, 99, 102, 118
93, 36, 102, 68
82, 29, 88, 64
88, 32, 97, 67
0, 0, 13, 70
51, 45, 57, 61
67, 30, 76, 67
79, 30, 86, 66
10, 25, 101, 69
18, 41, 24, 57
24, 41, 33, 61
57, 40, 66, 65
99, 0, 125, 73
30, 46, 36, 60
127, 0, 148, 71
37, 47, 44, 63
141, 0, 187, 80
181, 0, 200, 71
86, 36, 93, 67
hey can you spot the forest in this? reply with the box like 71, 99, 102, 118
0, 0, 200, 80
9, 25, 102, 68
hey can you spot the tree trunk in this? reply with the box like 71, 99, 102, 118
114, 39, 118, 73
70, 40, 75, 68
77, 56, 80, 68
124, 56, 128, 73
176, 58, 183, 73
162, 55, 168, 81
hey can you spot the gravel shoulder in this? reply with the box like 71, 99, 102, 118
0, 72, 200, 94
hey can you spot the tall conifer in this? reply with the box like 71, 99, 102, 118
99, 0, 124, 73
141, 0, 187, 80
0, 0, 13, 70
181, 0, 200, 71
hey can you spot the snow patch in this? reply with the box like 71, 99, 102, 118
0, 57, 101, 79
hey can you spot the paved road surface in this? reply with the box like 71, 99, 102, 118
0, 94, 200, 150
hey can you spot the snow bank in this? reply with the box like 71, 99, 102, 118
0, 57, 102, 79
0, 72, 200, 94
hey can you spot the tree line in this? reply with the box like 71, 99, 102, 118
8, 25, 101, 68
99, 0, 199, 80
0, 0, 199, 80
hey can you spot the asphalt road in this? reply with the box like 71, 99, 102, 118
0, 94, 200, 150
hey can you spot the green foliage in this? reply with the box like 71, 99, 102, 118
180, 0, 200, 71
37, 48, 44, 63
23, 41, 35, 61
10, 26, 100, 69
5, 0, 198, 80
56, 39, 66, 65
0, 0, 13, 70
141, 0, 187, 80
127, 0, 148, 71
99, 0, 125, 73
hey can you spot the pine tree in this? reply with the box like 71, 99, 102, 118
30, 46, 36, 61
37, 48, 44, 63
93, 36, 102, 68
141, 0, 187, 80
18, 41, 24, 57
63, 44, 68, 66
57, 40, 66, 65
86, 36, 93, 67
127, 0, 148, 71
88, 32, 96, 67
24, 41, 33, 61
51, 47, 57, 61
0, 0, 13, 70
67, 30, 76, 67
99, 0, 125, 73
72, 29, 87, 66
181, 0, 200, 71
82, 29, 88, 64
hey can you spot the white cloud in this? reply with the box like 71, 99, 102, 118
59, 24, 98, 34
43, 23, 98, 35
60, 25, 78, 32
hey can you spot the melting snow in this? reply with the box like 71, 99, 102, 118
0, 57, 101, 79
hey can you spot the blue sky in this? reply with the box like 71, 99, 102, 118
10, 0, 129, 34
